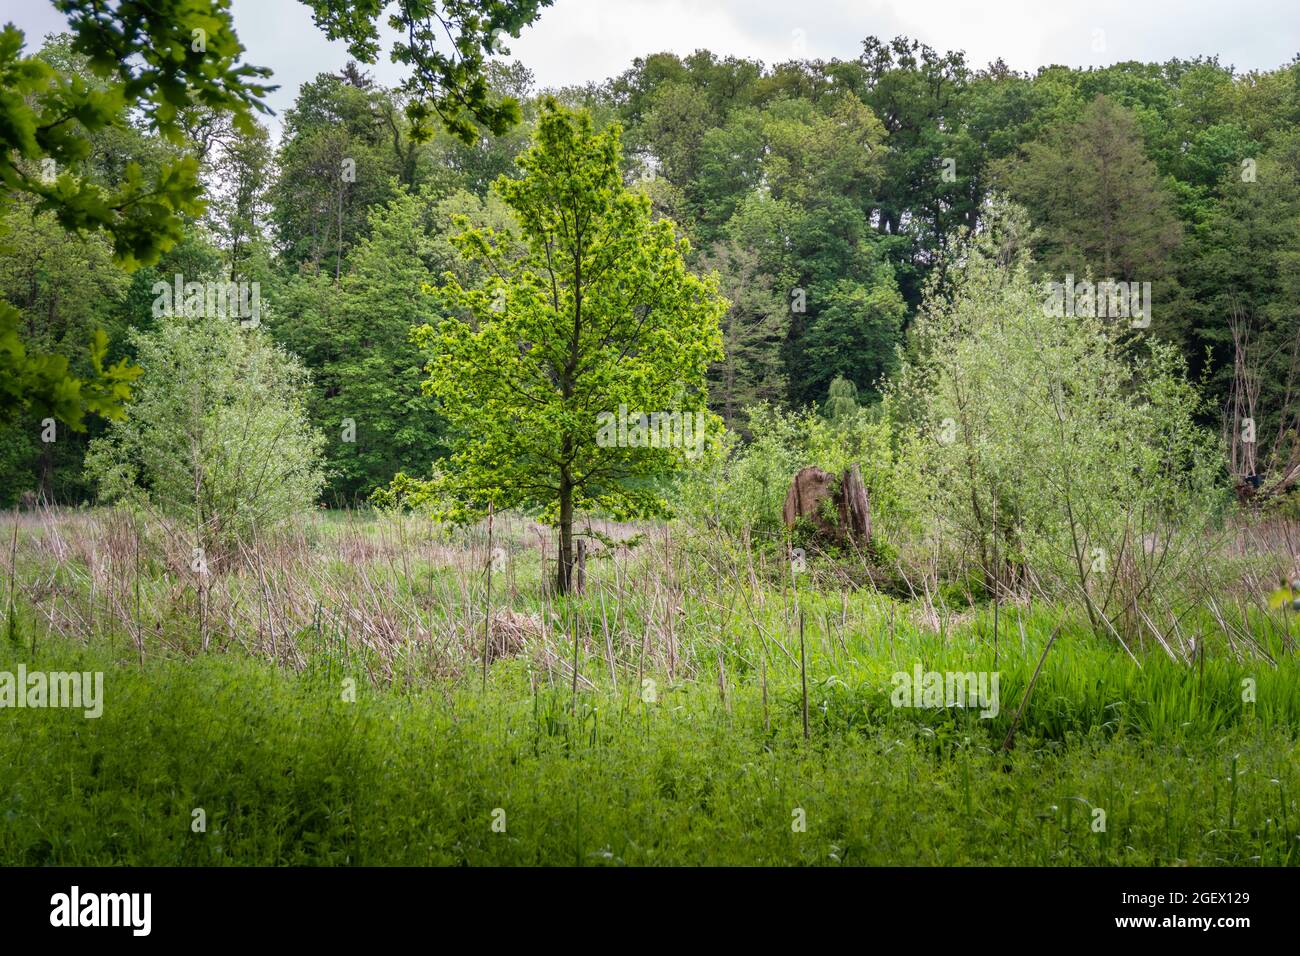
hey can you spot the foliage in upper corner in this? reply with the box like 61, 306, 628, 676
0, 2, 275, 425
0, 303, 140, 429
2, 6, 274, 269
298, 0, 552, 144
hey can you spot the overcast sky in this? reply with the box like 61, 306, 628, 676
10, 0, 1298, 138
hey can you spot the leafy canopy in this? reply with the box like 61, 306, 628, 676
386, 99, 725, 525
0, 1, 275, 427
298, 0, 552, 143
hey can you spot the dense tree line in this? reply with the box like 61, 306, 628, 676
4, 29, 1298, 506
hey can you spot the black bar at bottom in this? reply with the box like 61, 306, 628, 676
0, 866, 1285, 942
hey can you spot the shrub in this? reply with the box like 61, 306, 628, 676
85, 314, 326, 559
887, 198, 1229, 646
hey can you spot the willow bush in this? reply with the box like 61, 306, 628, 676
887, 199, 1229, 649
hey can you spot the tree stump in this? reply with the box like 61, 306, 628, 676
839, 463, 872, 543
782, 464, 871, 545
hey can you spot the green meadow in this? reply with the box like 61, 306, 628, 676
3, 510, 1297, 866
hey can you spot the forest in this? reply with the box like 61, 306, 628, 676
2, 0, 1299, 871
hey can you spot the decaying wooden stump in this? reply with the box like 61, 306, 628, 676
782, 466, 835, 533
782, 464, 871, 545
839, 463, 871, 543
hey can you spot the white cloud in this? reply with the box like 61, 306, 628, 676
513, 0, 1298, 85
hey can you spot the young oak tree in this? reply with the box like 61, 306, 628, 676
396, 100, 725, 594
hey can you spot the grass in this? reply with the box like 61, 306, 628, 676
2, 507, 1299, 865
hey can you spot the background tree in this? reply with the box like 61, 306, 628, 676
823, 376, 859, 424
270, 70, 407, 276
273, 184, 516, 502
996, 95, 1183, 287
698, 240, 786, 433
418, 62, 539, 195
204, 118, 275, 283
855, 36, 972, 305
1180, 131, 1300, 484
795, 267, 905, 403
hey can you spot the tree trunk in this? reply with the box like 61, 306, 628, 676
39, 440, 53, 505
556, 476, 574, 595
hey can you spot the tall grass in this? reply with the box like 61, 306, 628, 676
2, 506, 1298, 865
